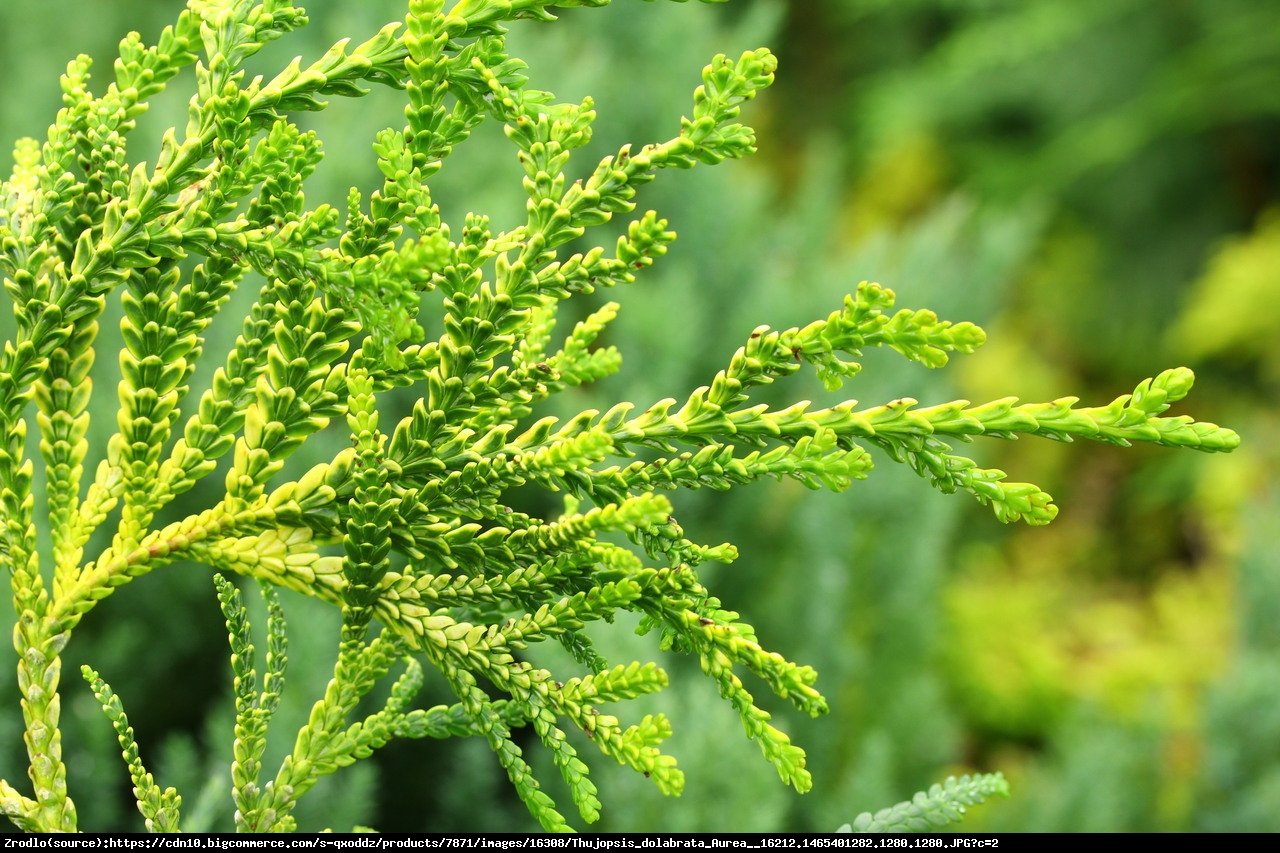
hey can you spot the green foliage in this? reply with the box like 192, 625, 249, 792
839, 773, 1009, 833
80, 666, 183, 832
0, 0, 1239, 833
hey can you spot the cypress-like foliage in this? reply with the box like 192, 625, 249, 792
0, 0, 1238, 832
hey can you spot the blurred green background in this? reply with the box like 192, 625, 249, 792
2, 0, 1279, 832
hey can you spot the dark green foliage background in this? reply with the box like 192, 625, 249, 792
2, 0, 1277, 832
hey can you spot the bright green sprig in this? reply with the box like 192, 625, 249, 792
191, 0, 308, 74
585, 712, 683, 797
405, 0, 479, 174
36, 312, 96, 588
545, 302, 623, 387
265, 630, 406, 830
433, 648, 571, 831
155, 275, 289, 502
212, 574, 285, 831
528, 688, 604, 823
340, 361, 397, 638
108, 265, 189, 553
387, 697, 522, 739
225, 276, 357, 504
712, 281, 987, 399
80, 667, 183, 832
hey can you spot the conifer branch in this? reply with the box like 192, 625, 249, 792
843, 773, 1011, 833
0, 0, 1238, 833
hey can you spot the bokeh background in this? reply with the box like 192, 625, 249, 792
2, 0, 1279, 832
